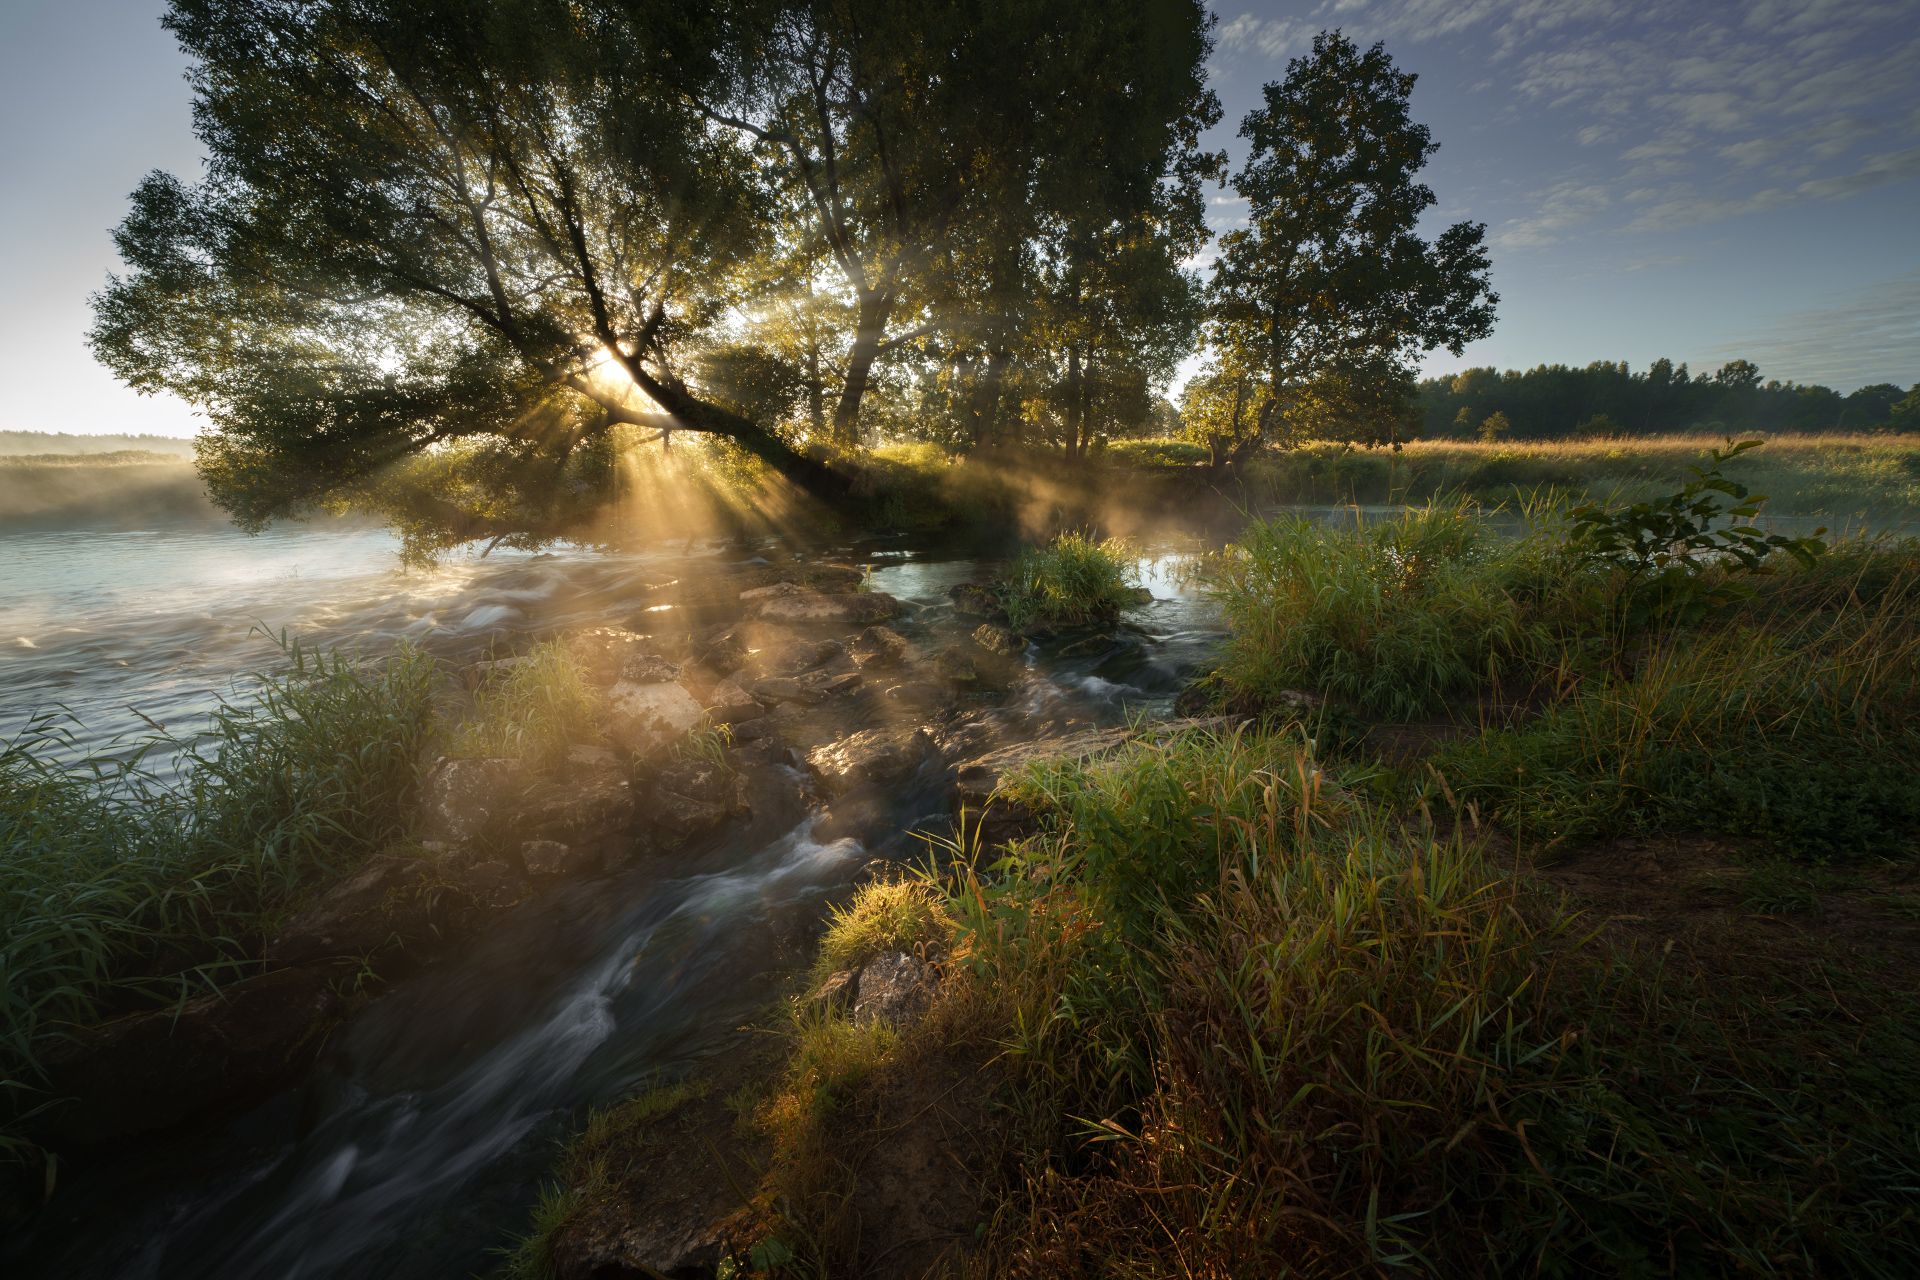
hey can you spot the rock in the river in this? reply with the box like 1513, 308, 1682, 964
933, 646, 979, 685
32, 967, 341, 1146
750, 589, 901, 625
520, 839, 600, 878
704, 676, 765, 724
518, 759, 637, 848
806, 726, 936, 797
606, 680, 705, 756
849, 624, 910, 669
852, 952, 937, 1028
947, 582, 1000, 618
419, 756, 529, 846
618, 651, 682, 684
749, 669, 862, 706
749, 633, 843, 677
971, 622, 1025, 656
566, 626, 655, 684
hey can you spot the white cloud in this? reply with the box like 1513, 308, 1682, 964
1718, 271, 1920, 390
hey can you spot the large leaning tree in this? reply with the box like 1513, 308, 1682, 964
1200, 31, 1497, 467
90, 0, 1219, 549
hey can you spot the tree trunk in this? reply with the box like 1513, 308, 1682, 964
640, 376, 852, 504
832, 291, 892, 446
1064, 346, 1084, 459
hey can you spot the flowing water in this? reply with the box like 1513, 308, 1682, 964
2, 524, 1224, 1278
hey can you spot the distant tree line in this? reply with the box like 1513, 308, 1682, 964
1416, 358, 1920, 441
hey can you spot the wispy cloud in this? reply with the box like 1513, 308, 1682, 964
1718, 271, 1920, 389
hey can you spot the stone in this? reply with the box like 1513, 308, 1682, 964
738, 580, 806, 603
807, 726, 936, 797
519, 764, 636, 847
618, 651, 682, 684
851, 952, 936, 1028
933, 646, 979, 685
704, 676, 765, 725
32, 967, 342, 1147
695, 629, 749, 676
947, 582, 1000, 618
748, 634, 843, 677
807, 968, 861, 1016
565, 626, 654, 684
520, 839, 600, 878
971, 622, 1025, 656
418, 756, 529, 846
848, 625, 910, 669
801, 669, 863, 700
605, 680, 705, 757
749, 590, 901, 625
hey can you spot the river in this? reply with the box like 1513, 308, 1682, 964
3, 523, 1223, 1278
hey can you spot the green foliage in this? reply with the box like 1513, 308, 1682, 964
450, 641, 600, 768
671, 719, 734, 773
994, 532, 1142, 632
931, 726, 1920, 1275
810, 879, 950, 986
1, 637, 437, 1096
1208, 502, 1582, 717
1099, 437, 1209, 468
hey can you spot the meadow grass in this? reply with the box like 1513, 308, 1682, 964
0, 638, 436, 1110
768, 726, 1920, 1275
448, 640, 601, 767
993, 532, 1143, 632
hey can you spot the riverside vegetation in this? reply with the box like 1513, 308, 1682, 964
511, 445, 1920, 1278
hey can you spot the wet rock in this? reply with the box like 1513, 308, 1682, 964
566, 627, 654, 684
808, 968, 860, 1016
802, 669, 863, 700
606, 680, 705, 757
419, 756, 529, 846
749, 634, 843, 677
947, 582, 1000, 618
815, 793, 886, 843
1055, 631, 1119, 659
519, 762, 637, 848
750, 589, 901, 625
807, 726, 936, 797
551, 1211, 728, 1280
971, 622, 1025, 656
852, 952, 936, 1028
32, 967, 341, 1146
648, 789, 734, 849
694, 629, 749, 676
521, 839, 600, 879
703, 676, 765, 725
849, 624, 910, 669
739, 580, 805, 604
933, 646, 979, 685
268, 850, 495, 967
881, 679, 950, 714
750, 669, 862, 706
618, 651, 682, 684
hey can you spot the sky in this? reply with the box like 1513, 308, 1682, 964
0, 1, 1915, 438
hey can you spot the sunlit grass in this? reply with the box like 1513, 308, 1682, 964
994, 532, 1142, 632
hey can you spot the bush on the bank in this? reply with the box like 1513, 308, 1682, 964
995, 532, 1141, 632
0, 639, 436, 1097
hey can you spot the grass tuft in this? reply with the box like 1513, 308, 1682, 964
994, 532, 1142, 633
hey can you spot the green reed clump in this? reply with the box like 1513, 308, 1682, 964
448, 639, 599, 767
1436, 541, 1920, 858
995, 532, 1142, 633
0, 637, 437, 1098
919, 726, 1920, 1275
1208, 501, 1589, 718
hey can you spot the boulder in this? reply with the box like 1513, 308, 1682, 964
606, 680, 705, 756
971, 622, 1025, 656
566, 627, 654, 684
807, 727, 937, 798
694, 629, 749, 676
520, 839, 601, 879
849, 625, 910, 669
618, 652, 682, 684
518, 761, 637, 848
750, 590, 901, 625
419, 756, 529, 846
748, 634, 843, 677
852, 952, 937, 1028
947, 582, 1000, 618
32, 967, 341, 1146
749, 669, 862, 706
704, 677, 765, 725
807, 968, 860, 1017
933, 646, 980, 685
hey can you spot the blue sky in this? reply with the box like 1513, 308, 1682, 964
0, 0, 1915, 438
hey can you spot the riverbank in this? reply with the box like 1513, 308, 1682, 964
538, 498, 1920, 1275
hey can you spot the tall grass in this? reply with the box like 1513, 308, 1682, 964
995, 532, 1142, 632
905, 726, 1920, 1274
1207, 501, 1591, 718
448, 640, 599, 767
1, 638, 437, 1099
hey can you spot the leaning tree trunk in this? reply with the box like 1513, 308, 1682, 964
639, 375, 853, 504
831, 291, 893, 446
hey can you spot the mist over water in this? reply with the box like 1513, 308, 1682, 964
5, 521, 1224, 1278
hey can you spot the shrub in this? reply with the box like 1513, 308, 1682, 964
994, 532, 1142, 632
